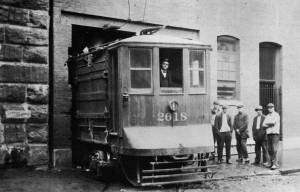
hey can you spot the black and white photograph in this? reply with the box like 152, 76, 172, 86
0, 0, 300, 191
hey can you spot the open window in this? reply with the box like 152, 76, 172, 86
189, 49, 206, 93
129, 48, 153, 94
159, 48, 183, 93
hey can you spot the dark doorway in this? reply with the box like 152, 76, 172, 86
259, 42, 282, 139
70, 25, 135, 166
70, 25, 134, 56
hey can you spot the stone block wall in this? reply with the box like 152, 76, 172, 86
0, 0, 49, 166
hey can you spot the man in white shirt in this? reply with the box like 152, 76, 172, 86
262, 103, 280, 170
214, 105, 233, 164
252, 105, 269, 166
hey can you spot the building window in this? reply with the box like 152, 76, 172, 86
129, 48, 152, 91
217, 36, 240, 99
189, 50, 205, 92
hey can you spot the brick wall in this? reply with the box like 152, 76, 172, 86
0, 0, 49, 166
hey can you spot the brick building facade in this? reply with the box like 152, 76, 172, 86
0, 0, 49, 166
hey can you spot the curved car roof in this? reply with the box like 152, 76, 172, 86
111, 34, 211, 48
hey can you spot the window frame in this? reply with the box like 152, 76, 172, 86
128, 47, 153, 94
159, 48, 184, 94
188, 49, 207, 94
217, 35, 240, 100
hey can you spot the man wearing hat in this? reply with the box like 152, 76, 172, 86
214, 105, 233, 164
211, 101, 222, 144
211, 101, 222, 159
233, 104, 250, 163
252, 105, 269, 166
262, 103, 281, 170
160, 58, 172, 87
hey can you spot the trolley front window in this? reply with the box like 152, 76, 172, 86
159, 48, 183, 94
129, 48, 152, 93
189, 50, 206, 93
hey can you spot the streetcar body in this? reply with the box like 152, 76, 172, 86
68, 34, 215, 186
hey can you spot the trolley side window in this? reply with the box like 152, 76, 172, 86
189, 50, 206, 93
159, 48, 183, 93
129, 48, 152, 92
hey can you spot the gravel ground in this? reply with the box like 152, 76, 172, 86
181, 173, 300, 192
0, 168, 300, 192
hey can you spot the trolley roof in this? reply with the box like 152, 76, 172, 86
69, 34, 212, 60
110, 34, 212, 49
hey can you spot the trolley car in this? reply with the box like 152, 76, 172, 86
68, 34, 216, 186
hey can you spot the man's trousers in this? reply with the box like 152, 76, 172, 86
267, 134, 280, 166
217, 132, 232, 161
236, 134, 248, 159
254, 136, 269, 163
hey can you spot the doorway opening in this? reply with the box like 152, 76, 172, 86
70, 25, 135, 166
70, 25, 134, 56
259, 42, 282, 139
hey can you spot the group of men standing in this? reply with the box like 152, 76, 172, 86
211, 101, 281, 170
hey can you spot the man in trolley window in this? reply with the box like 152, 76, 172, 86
233, 104, 250, 163
214, 105, 233, 164
160, 58, 172, 87
262, 103, 281, 170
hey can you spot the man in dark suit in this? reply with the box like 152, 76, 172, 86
214, 105, 233, 164
211, 101, 221, 145
233, 104, 250, 163
160, 58, 172, 87
211, 101, 222, 159
252, 105, 269, 166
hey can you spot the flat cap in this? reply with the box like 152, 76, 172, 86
237, 104, 244, 108
213, 101, 220, 105
267, 103, 275, 108
162, 58, 169, 64
255, 105, 263, 111
222, 105, 228, 109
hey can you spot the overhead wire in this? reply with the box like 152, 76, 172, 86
119, 0, 132, 28
77, 0, 132, 53
142, 0, 148, 21
127, 0, 131, 20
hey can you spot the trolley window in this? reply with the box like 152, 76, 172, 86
129, 48, 152, 93
159, 48, 183, 93
189, 50, 206, 93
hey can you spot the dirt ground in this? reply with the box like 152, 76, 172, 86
0, 168, 300, 192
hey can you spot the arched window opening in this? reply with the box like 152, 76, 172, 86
217, 35, 240, 100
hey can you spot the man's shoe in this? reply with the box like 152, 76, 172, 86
263, 162, 271, 167
236, 158, 243, 162
244, 159, 250, 164
226, 160, 232, 164
271, 165, 278, 170
217, 160, 222, 164
252, 162, 260, 165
